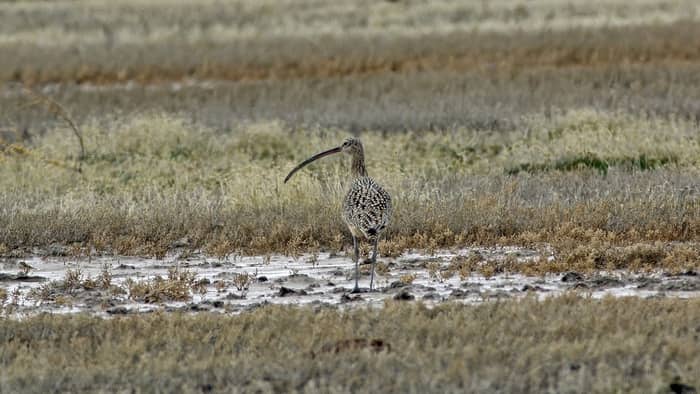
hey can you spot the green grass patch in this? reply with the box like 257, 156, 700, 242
507, 153, 677, 175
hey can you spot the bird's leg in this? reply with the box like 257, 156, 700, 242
352, 235, 360, 293
369, 236, 379, 291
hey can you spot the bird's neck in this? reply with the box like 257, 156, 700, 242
351, 154, 368, 178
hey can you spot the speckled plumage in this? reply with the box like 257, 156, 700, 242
342, 176, 392, 240
284, 137, 392, 292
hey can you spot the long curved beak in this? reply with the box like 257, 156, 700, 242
284, 146, 342, 183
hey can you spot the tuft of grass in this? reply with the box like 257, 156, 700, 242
98, 264, 112, 289
399, 273, 417, 285
125, 268, 198, 303
231, 272, 252, 293
63, 268, 83, 293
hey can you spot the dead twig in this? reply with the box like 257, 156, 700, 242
22, 87, 85, 172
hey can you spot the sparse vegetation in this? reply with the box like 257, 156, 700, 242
126, 268, 199, 303
27, 264, 122, 305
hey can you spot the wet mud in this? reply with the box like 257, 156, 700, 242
1, 247, 698, 316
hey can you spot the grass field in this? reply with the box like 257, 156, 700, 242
1, 297, 699, 393
2, 110, 700, 271
1, 0, 700, 392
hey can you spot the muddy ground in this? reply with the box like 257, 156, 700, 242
1, 246, 699, 317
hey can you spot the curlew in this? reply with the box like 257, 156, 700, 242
284, 138, 392, 292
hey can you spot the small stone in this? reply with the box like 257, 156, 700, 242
561, 272, 583, 282
340, 293, 362, 303
393, 290, 415, 301
189, 303, 212, 312
105, 306, 129, 315
278, 286, 307, 297
331, 269, 344, 277
389, 281, 408, 289
588, 276, 623, 288
521, 284, 546, 292
670, 382, 697, 394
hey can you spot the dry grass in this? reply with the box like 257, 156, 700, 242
1, 1, 699, 85
126, 268, 199, 303
448, 242, 700, 277
0, 296, 698, 393
5, 62, 700, 135
3, 2, 700, 135
231, 272, 253, 293
27, 264, 122, 305
1, 110, 700, 266
4, 0, 697, 44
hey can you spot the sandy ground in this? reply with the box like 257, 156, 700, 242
1, 246, 699, 317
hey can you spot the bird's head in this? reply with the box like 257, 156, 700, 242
340, 137, 363, 156
284, 137, 364, 183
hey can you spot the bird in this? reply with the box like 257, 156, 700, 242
284, 137, 392, 292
